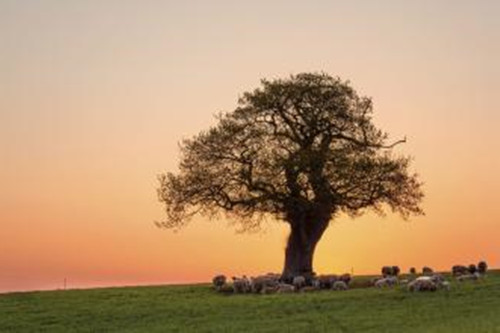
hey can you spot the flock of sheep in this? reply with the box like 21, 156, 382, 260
212, 272, 352, 295
211, 261, 489, 295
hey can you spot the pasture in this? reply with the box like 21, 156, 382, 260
1, 270, 499, 332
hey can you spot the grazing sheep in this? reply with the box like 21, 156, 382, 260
374, 276, 398, 288
249, 277, 263, 294
217, 284, 234, 294
311, 279, 321, 289
468, 264, 477, 275
276, 283, 295, 293
250, 276, 278, 294
332, 280, 348, 291
232, 276, 250, 294
452, 265, 469, 276
478, 261, 488, 275
430, 273, 445, 284
429, 274, 450, 290
422, 267, 434, 275
386, 276, 399, 286
392, 266, 401, 276
292, 276, 306, 290
408, 277, 437, 292
261, 285, 278, 295
374, 278, 389, 288
212, 275, 227, 290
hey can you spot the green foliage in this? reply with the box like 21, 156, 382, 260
1, 271, 500, 332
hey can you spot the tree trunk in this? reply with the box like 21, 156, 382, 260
281, 218, 329, 282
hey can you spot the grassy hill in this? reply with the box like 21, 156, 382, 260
1, 271, 499, 332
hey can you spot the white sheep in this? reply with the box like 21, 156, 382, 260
277, 283, 295, 293
292, 276, 306, 290
374, 276, 398, 288
332, 280, 348, 291
408, 277, 437, 292
260, 285, 278, 294
250, 275, 278, 294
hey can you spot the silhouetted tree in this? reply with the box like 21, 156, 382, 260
157, 73, 424, 280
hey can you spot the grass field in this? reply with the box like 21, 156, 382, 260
1, 271, 499, 332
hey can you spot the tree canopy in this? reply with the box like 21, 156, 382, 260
157, 72, 424, 278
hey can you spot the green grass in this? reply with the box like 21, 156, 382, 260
1, 271, 500, 332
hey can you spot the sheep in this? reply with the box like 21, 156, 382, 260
478, 261, 488, 275
260, 285, 278, 295
212, 275, 227, 290
250, 276, 278, 294
217, 284, 234, 294
374, 276, 398, 288
317, 275, 338, 289
232, 276, 250, 294
430, 273, 445, 284
374, 278, 390, 288
276, 283, 295, 293
339, 273, 352, 285
381, 266, 400, 277
422, 266, 434, 275
249, 276, 264, 293
292, 276, 306, 290
381, 266, 393, 277
386, 276, 398, 286
452, 265, 469, 276
429, 274, 450, 290
332, 280, 348, 291
408, 277, 437, 292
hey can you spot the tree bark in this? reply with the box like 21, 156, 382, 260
281, 217, 329, 282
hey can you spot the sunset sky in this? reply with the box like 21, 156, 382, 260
1, 0, 499, 293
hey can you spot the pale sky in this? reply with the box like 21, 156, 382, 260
1, 0, 499, 292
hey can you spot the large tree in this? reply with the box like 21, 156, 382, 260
157, 73, 424, 280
